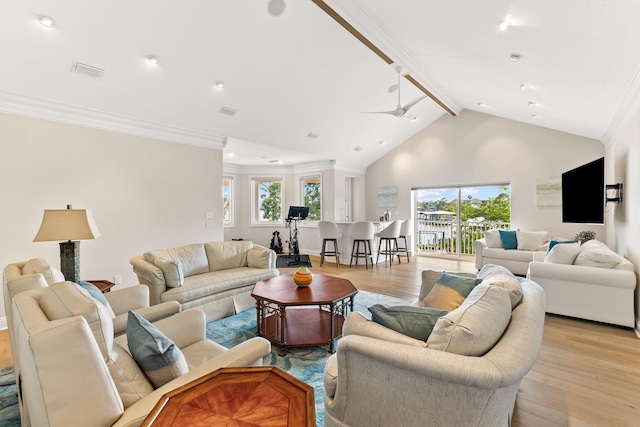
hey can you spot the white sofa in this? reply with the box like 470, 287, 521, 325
323, 266, 546, 427
527, 239, 636, 327
130, 240, 279, 321
474, 229, 550, 275
12, 281, 271, 427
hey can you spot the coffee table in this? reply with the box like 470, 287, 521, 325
251, 274, 358, 355
142, 366, 315, 426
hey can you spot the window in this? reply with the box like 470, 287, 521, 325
222, 176, 234, 226
301, 175, 321, 221
251, 177, 284, 224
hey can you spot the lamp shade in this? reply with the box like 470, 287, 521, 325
33, 209, 101, 242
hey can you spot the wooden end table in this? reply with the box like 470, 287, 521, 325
251, 274, 358, 356
86, 279, 115, 293
142, 366, 315, 426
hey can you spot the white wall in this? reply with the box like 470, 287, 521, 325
0, 112, 224, 325
366, 110, 606, 240
605, 105, 640, 332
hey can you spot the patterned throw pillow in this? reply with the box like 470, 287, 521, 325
126, 311, 188, 388
422, 272, 482, 311
368, 304, 448, 341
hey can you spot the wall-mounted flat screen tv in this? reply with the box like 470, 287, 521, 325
561, 157, 604, 224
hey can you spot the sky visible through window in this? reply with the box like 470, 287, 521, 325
417, 186, 505, 203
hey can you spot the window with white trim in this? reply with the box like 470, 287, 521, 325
301, 175, 321, 221
251, 177, 284, 224
222, 176, 234, 226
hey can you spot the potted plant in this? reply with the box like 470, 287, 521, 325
574, 230, 596, 244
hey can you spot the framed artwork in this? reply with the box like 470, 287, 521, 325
536, 176, 561, 206
377, 186, 397, 208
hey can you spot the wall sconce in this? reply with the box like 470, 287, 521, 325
606, 183, 623, 204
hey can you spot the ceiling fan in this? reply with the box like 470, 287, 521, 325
363, 66, 427, 118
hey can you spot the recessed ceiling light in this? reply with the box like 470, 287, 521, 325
215, 81, 224, 89
528, 101, 538, 107
531, 114, 541, 119
147, 55, 159, 65
38, 15, 55, 28
354, 146, 363, 152
227, 153, 235, 157
267, 0, 286, 17
509, 53, 522, 62
499, 20, 511, 31
520, 84, 530, 90
306, 132, 319, 139
477, 102, 489, 107
379, 140, 386, 145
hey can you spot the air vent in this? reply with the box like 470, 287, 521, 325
218, 106, 238, 117
71, 61, 105, 79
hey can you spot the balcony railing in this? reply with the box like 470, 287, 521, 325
416, 219, 510, 256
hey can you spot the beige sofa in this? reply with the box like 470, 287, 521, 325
12, 281, 271, 427
527, 239, 636, 327
130, 240, 279, 321
323, 266, 546, 427
474, 229, 550, 275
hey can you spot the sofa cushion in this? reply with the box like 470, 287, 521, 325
126, 311, 188, 388
40, 282, 114, 359
422, 272, 482, 310
482, 247, 536, 262
107, 343, 154, 408
477, 270, 523, 309
516, 231, 549, 251
418, 270, 477, 303
368, 304, 448, 341
484, 230, 504, 248
498, 230, 518, 250
144, 244, 208, 277
21, 258, 65, 285
544, 242, 581, 264
152, 258, 184, 287
205, 241, 253, 272
574, 240, 623, 268
426, 284, 512, 356
247, 246, 272, 269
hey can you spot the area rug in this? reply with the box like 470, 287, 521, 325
0, 291, 408, 427
276, 254, 312, 268
206, 290, 408, 426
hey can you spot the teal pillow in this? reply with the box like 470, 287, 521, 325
126, 311, 188, 388
368, 304, 448, 341
422, 272, 483, 311
498, 230, 518, 250
547, 239, 579, 254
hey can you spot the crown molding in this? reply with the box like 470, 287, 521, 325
601, 65, 640, 148
223, 159, 366, 175
0, 90, 225, 149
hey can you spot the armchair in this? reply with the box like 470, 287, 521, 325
12, 281, 271, 427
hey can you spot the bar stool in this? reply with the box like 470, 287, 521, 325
396, 220, 411, 263
318, 221, 341, 267
375, 220, 403, 266
349, 221, 374, 269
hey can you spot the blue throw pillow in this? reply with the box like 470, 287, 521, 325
76, 280, 115, 317
126, 311, 188, 388
547, 239, 579, 254
368, 304, 449, 341
498, 230, 518, 250
422, 272, 483, 311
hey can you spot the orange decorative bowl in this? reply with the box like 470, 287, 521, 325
293, 267, 313, 287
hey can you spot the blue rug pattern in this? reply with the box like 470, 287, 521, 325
206, 290, 407, 426
0, 290, 407, 427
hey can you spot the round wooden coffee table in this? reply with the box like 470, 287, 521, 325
251, 274, 358, 356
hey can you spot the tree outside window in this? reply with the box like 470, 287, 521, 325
252, 178, 284, 223
301, 176, 321, 221
223, 176, 233, 225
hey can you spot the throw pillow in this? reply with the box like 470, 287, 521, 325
544, 242, 581, 264
516, 231, 549, 251
152, 258, 184, 287
422, 272, 483, 311
426, 284, 512, 356
477, 264, 516, 280
247, 247, 271, 269
547, 239, 579, 253
127, 311, 188, 388
368, 304, 448, 341
498, 230, 518, 250
484, 230, 504, 248
574, 241, 623, 268
77, 281, 116, 318
476, 264, 522, 308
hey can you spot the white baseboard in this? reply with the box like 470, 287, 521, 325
0, 316, 7, 330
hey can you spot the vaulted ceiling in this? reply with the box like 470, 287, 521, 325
1, 1, 639, 171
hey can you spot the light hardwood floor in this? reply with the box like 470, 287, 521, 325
2, 254, 639, 426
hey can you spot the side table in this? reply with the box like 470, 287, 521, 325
86, 279, 115, 294
142, 366, 315, 426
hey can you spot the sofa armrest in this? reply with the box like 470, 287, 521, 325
151, 309, 207, 349
527, 261, 636, 290
112, 337, 271, 427
473, 238, 488, 270
111, 301, 181, 336
532, 251, 546, 262
105, 285, 150, 314
129, 256, 167, 305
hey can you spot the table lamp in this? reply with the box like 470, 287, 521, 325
33, 204, 101, 283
